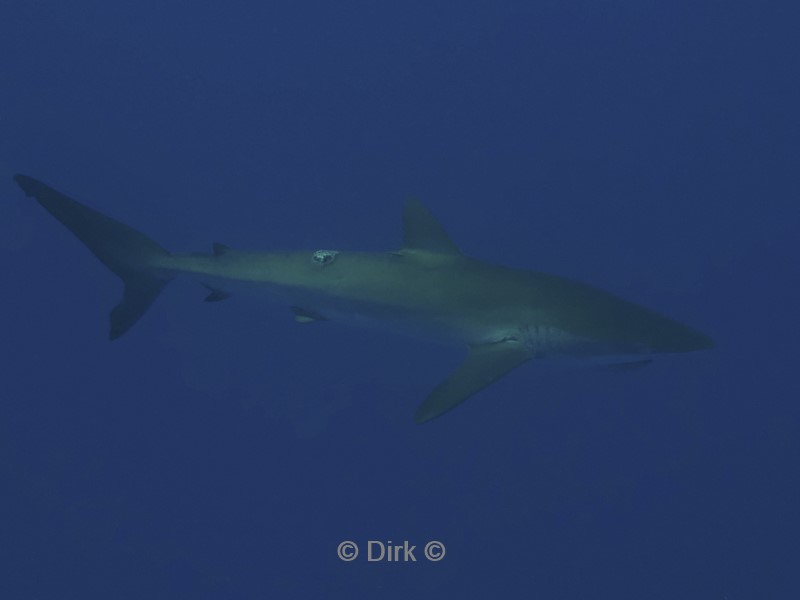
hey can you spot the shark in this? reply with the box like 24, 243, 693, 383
13, 174, 713, 423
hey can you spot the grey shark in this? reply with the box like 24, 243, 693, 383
13, 174, 713, 423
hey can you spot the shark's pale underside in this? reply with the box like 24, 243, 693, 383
13, 175, 713, 423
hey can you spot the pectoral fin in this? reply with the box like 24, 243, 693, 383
414, 340, 531, 423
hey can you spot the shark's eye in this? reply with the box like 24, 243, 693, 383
311, 249, 339, 266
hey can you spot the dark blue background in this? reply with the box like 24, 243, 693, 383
1, 1, 797, 598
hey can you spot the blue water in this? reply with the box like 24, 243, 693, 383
2, 1, 797, 598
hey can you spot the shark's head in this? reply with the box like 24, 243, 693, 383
590, 307, 715, 356
522, 317, 713, 361
643, 319, 715, 354
531, 285, 715, 359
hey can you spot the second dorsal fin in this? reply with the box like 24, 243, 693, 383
212, 242, 231, 256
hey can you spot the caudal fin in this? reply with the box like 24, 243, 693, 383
14, 174, 171, 339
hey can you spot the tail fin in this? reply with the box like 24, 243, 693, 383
14, 174, 171, 339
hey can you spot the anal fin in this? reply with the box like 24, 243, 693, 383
604, 359, 653, 371
291, 306, 327, 323
203, 285, 231, 302
414, 340, 531, 423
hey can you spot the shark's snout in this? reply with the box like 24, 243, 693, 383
650, 322, 715, 353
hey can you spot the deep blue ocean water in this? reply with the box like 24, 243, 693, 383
1, 1, 798, 598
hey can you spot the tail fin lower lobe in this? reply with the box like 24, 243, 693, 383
14, 174, 172, 339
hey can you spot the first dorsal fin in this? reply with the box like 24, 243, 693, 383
402, 198, 461, 256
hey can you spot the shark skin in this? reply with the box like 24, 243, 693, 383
13, 174, 713, 423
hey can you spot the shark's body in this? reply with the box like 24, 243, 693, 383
14, 175, 713, 422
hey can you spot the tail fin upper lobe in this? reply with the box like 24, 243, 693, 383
14, 174, 171, 339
